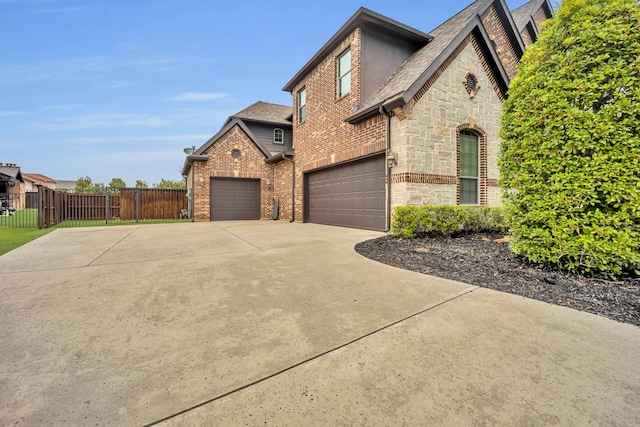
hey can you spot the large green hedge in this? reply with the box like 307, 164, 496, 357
499, 0, 640, 276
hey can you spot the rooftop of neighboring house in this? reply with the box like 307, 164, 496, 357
22, 173, 56, 184
0, 163, 24, 182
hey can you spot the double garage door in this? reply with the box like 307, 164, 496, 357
305, 155, 386, 231
210, 178, 260, 220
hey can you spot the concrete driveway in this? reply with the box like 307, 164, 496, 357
1, 221, 639, 426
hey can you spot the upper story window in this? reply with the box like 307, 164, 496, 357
337, 48, 351, 98
298, 87, 307, 123
274, 128, 284, 144
459, 130, 479, 205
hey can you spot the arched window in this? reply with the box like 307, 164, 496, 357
274, 128, 284, 144
459, 131, 479, 204
457, 128, 486, 205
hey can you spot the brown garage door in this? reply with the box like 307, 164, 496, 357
305, 155, 386, 230
210, 178, 260, 220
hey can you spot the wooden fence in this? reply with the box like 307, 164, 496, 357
38, 187, 189, 228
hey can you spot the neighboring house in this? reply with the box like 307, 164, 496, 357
182, 101, 294, 221
22, 173, 57, 192
0, 163, 25, 212
52, 180, 77, 192
184, 0, 552, 230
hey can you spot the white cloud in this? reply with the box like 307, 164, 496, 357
65, 134, 210, 146
29, 113, 171, 131
33, 6, 89, 14
169, 92, 228, 102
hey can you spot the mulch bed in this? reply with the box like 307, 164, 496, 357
355, 232, 640, 327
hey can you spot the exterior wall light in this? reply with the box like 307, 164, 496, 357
387, 150, 397, 168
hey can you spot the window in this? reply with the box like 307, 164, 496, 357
298, 87, 306, 123
274, 128, 284, 144
337, 48, 351, 98
459, 130, 479, 204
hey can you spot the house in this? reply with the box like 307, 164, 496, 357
22, 173, 57, 192
0, 163, 25, 212
182, 101, 294, 221
184, 0, 553, 230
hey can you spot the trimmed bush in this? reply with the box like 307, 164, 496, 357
499, 0, 640, 277
392, 205, 506, 238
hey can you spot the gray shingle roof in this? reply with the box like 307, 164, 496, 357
231, 101, 292, 125
511, 0, 538, 31
355, 1, 486, 115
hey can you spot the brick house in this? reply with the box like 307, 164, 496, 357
185, 0, 552, 229
182, 101, 294, 221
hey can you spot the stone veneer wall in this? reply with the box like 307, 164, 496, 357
290, 27, 387, 221
389, 35, 503, 209
192, 125, 275, 221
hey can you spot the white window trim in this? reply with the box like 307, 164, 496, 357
274, 128, 284, 144
337, 48, 351, 98
298, 87, 307, 123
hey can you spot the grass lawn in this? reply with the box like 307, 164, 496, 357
0, 227, 56, 256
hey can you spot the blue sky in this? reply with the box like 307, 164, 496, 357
1, 0, 532, 187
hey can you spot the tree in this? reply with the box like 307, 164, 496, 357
74, 176, 93, 194
154, 178, 186, 189
499, 0, 640, 276
109, 178, 126, 188
135, 180, 148, 188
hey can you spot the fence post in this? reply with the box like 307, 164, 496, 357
135, 188, 139, 223
106, 190, 110, 224
37, 185, 43, 229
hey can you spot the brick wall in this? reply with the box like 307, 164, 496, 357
273, 159, 294, 221
520, 27, 534, 47
191, 125, 275, 220
290, 27, 386, 221
481, 5, 520, 80
533, 6, 548, 31
389, 35, 503, 208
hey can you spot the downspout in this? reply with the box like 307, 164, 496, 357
281, 153, 296, 222
379, 105, 391, 232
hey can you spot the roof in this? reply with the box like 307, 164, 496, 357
23, 173, 56, 184
348, 0, 522, 123
0, 163, 23, 182
283, 7, 432, 92
227, 101, 292, 126
511, 0, 553, 36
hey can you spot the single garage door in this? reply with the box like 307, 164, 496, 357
210, 178, 260, 220
306, 155, 386, 230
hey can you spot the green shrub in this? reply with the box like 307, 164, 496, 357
499, 0, 640, 277
392, 205, 506, 238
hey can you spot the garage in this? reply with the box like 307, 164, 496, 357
210, 178, 260, 220
305, 155, 386, 230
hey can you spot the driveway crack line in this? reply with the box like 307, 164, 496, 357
142, 285, 480, 427
86, 226, 141, 267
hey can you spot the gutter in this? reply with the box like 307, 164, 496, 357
379, 105, 392, 232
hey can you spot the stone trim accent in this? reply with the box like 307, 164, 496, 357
470, 35, 506, 102
456, 123, 488, 205
412, 36, 472, 104
391, 173, 457, 185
